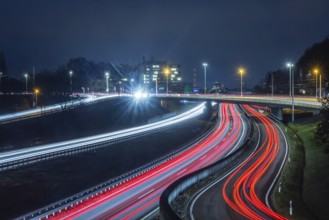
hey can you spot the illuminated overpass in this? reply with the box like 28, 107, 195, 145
154, 94, 322, 110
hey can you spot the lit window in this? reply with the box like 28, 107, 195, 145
177, 77, 181, 81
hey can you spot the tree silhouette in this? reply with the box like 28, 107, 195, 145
315, 97, 329, 153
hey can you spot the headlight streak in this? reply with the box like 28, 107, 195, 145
0, 94, 117, 123
36, 103, 246, 219
0, 103, 206, 167
222, 104, 287, 220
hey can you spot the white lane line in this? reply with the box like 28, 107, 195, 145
140, 207, 159, 220
189, 114, 261, 220
176, 168, 187, 176
138, 189, 155, 200
265, 118, 289, 209
225, 104, 248, 156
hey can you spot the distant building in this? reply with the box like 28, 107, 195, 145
209, 82, 230, 94
212, 82, 224, 90
140, 58, 182, 93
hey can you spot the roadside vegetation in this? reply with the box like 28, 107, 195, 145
272, 112, 329, 220
271, 118, 314, 220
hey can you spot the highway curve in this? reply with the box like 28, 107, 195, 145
31, 103, 248, 219
188, 104, 288, 220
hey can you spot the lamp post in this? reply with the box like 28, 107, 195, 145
105, 71, 110, 93
155, 77, 158, 96
287, 63, 294, 122
24, 73, 28, 92
69, 70, 73, 92
238, 68, 245, 97
287, 63, 293, 97
313, 68, 318, 99
203, 63, 208, 94
35, 89, 39, 107
164, 68, 170, 94
319, 73, 322, 99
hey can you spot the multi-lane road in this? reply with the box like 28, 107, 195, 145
0, 102, 206, 171
0, 94, 118, 124
187, 104, 288, 219
0, 95, 296, 219
28, 103, 248, 219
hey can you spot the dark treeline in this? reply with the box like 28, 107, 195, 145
254, 36, 329, 95
0, 57, 140, 94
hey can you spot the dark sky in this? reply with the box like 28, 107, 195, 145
1, 0, 329, 88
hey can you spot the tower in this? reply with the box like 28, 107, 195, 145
193, 68, 197, 89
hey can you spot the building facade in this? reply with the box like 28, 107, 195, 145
140, 59, 182, 93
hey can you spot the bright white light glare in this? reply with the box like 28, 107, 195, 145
134, 91, 143, 99
286, 63, 294, 67
134, 90, 148, 100
211, 101, 217, 106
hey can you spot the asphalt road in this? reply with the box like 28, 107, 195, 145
37, 103, 248, 219
188, 105, 288, 220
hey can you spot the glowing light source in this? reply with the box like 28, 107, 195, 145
238, 67, 245, 97
164, 68, 171, 94
203, 63, 208, 94
134, 90, 148, 100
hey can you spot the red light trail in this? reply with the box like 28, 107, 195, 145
222, 104, 287, 220
38, 103, 247, 219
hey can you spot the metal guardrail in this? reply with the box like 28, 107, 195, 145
155, 94, 322, 110
0, 95, 119, 124
159, 115, 256, 220
0, 103, 206, 172
20, 104, 219, 220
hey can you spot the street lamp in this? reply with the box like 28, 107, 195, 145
24, 73, 28, 92
154, 76, 158, 96
105, 71, 110, 93
320, 74, 322, 99
287, 63, 293, 97
313, 68, 319, 99
287, 63, 294, 122
164, 68, 170, 94
35, 89, 39, 107
69, 70, 73, 92
202, 63, 208, 94
238, 68, 245, 97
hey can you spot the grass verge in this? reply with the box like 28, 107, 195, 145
271, 120, 314, 219
292, 116, 329, 220
272, 115, 329, 219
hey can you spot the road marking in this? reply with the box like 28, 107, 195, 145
138, 189, 155, 199
265, 117, 289, 209
189, 114, 261, 220
176, 168, 187, 176
289, 200, 293, 215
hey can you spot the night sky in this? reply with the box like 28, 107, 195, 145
1, 0, 329, 88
